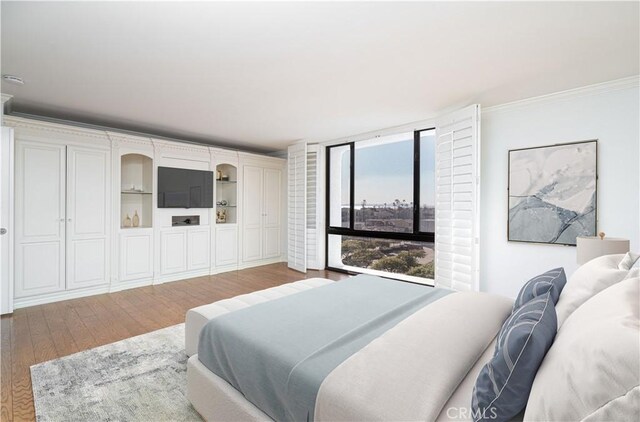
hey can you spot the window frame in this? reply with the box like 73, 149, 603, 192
325, 128, 436, 272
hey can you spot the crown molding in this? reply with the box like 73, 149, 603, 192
106, 131, 154, 148
3, 114, 110, 140
151, 138, 211, 155
484, 75, 640, 114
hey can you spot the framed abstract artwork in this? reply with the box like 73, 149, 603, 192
508, 140, 597, 246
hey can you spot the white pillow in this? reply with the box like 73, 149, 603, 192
555, 254, 628, 327
524, 275, 640, 421
618, 251, 640, 270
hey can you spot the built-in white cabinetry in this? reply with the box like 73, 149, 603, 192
119, 228, 153, 282
6, 116, 286, 309
160, 229, 188, 275
14, 135, 110, 307
15, 141, 66, 298
66, 146, 110, 290
187, 228, 210, 271
160, 226, 210, 278
111, 137, 156, 291
215, 225, 238, 267
242, 164, 283, 263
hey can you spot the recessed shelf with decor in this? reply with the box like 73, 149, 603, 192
121, 153, 153, 229
215, 164, 237, 224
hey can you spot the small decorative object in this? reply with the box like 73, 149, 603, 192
132, 210, 140, 227
576, 233, 630, 264
508, 140, 597, 245
220, 199, 228, 206
221, 174, 229, 181
123, 214, 132, 228
216, 209, 227, 223
216, 170, 222, 180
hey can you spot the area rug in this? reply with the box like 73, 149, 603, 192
30, 323, 203, 422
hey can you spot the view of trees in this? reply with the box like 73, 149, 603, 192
341, 237, 435, 279
342, 202, 435, 233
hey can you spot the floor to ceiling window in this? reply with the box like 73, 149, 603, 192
326, 128, 436, 284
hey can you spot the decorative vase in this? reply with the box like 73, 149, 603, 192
132, 210, 140, 227
123, 214, 132, 228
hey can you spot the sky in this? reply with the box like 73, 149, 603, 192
338, 131, 435, 207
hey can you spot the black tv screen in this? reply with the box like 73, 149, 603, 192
157, 167, 214, 208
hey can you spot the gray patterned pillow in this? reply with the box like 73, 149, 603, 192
472, 292, 557, 422
513, 267, 566, 310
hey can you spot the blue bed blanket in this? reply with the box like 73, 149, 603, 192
197, 275, 451, 422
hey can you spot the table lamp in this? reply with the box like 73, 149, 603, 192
576, 232, 630, 265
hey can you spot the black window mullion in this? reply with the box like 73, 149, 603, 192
349, 142, 355, 230
413, 130, 420, 234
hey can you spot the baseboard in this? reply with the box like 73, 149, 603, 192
153, 268, 211, 285
210, 264, 238, 275
237, 257, 285, 270
13, 259, 289, 309
14, 285, 111, 309
109, 277, 154, 293
210, 258, 286, 275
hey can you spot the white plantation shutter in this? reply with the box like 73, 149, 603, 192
435, 105, 480, 291
287, 142, 307, 272
306, 146, 322, 269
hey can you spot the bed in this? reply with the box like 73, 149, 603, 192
185, 254, 640, 422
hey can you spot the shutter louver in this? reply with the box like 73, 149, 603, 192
435, 105, 480, 291
287, 143, 307, 273
306, 149, 320, 269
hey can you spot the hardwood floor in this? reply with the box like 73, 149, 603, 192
0, 264, 347, 422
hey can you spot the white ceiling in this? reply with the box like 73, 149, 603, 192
2, 2, 638, 152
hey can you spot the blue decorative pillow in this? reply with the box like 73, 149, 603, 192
513, 267, 566, 310
472, 292, 557, 422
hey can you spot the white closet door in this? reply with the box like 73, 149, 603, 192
0, 128, 14, 314
243, 165, 263, 262
287, 143, 307, 272
263, 168, 282, 259
15, 141, 66, 298
66, 147, 110, 290
434, 104, 480, 292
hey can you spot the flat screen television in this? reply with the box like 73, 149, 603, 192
157, 167, 214, 208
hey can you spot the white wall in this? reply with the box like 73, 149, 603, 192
480, 78, 640, 298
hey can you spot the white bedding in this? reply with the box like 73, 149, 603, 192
315, 292, 512, 421
186, 285, 512, 422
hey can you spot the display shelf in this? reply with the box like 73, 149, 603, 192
121, 153, 153, 229
215, 164, 238, 224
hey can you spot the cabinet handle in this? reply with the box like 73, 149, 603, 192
59, 218, 65, 222
67, 218, 72, 222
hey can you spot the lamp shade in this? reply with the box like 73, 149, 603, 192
576, 236, 630, 265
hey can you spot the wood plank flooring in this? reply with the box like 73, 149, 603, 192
0, 264, 347, 422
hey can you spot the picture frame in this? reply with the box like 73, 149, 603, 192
507, 140, 598, 246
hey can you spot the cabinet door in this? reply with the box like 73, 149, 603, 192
263, 168, 282, 259
66, 147, 110, 290
242, 166, 263, 262
120, 231, 153, 281
188, 228, 210, 271
14, 141, 66, 298
161, 230, 187, 274
215, 225, 238, 267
